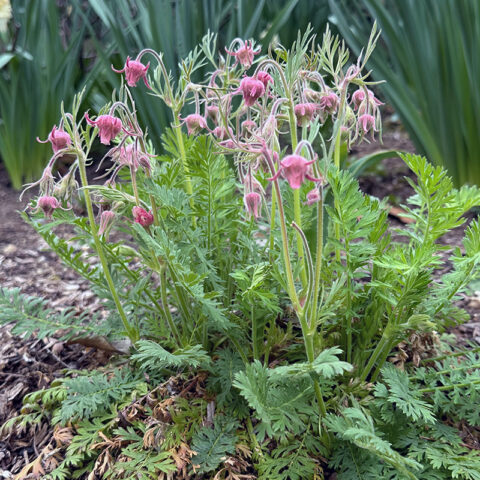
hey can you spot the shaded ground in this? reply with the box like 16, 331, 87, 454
1, 127, 480, 476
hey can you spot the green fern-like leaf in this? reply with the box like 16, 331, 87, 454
191, 416, 238, 474
131, 340, 211, 372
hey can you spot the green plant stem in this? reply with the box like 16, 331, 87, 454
422, 345, 480, 364
359, 332, 391, 382
173, 114, 196, 226
268, 188, 276, 257
159, 267, 183, 347
78, 154, 138, 342
272, 178, 299, 311
419, 378, 480, 394
251, 303, 259, 360
258, 58, 307, 288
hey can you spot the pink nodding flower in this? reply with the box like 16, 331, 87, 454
238, 76, 265, 107
37, 196, 60, 218
351, 88, 382, 111
294, 103, 318, 127
85, 113, 122, 145
132, 206, 154, 227
37, 125, 71, 153
225, 40, 260, 68
213, 126, 234, 141
319, 92, 339, 114
244, 192, 262, 219
268, 154, 321, 190
257, 71, 273, 89
305, 187, 321, 206
181, 114, 208, 136
358, 114, 376, 134
241, 119, 257, 137
98, 210, 116, 237
112, 56, 151, 88
206, 105, 220, 124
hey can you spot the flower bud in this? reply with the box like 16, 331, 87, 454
244, 192, 262, 219
213, 126, 233, 141
37, 125, 71, 153
182, 114, 208, 135
132, 206, 154, 227
98, 210, 116, 237
358, 114, 376, 134
241, 120, 257, 137
37, 196, 60, 218
305, 187, 320, 206
206, 105, 220, 124
294, 103, 318, 127
257, 71, 273, 89
319, 92, 339, 115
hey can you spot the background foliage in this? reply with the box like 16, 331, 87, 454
330, 0, 480, 186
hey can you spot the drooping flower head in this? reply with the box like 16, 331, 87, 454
319, 92, 339, 115
37, 125, 71, 153
358, 113, 376, 134
244, 192, 262, 220
351, 88, 382, 112
180, 114, 208, 136
112, 56, 151, 88
237, 76, 265, 107
212, 126, 234, 141
268, 154, 321, 190
85, 113, 122, 145
206, 105, 220, 124
132, 206, 154, 227
305, 187, 321, 206
241, 119, 257, 137
37, 196, 60, 219
225, 40, 260, 68
98, 210, 116, 237
294, 103, 318, 127
257, 71, 273, 89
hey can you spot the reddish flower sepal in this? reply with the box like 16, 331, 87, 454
237, 76, 265, 107
244, 191, 262, 219
132, 206, 154, 227
37, 125, 71, 153
225, 40, 260, 68
268, 154, 321, 190
112, 56, 151, 89
85, 113, 122, 145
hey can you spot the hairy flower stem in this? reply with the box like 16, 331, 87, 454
263, 149, 299, 310
310, 184, 324, 330
257, 58, 307, 289
173, 116, 196, 227
78, 154, 138, 342
268, 191, 276, 258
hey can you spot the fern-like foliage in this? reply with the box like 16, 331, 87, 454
191, 415, 239, 474
374, 364, 436, 425
131, 340, 211, 372
325, 406, 422, 479
57, 369, 147, 423
207, 348, 247, 414
234, 360, 317, 440
0, 287, 107, 340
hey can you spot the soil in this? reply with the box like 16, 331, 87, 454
1, 126, 480, 476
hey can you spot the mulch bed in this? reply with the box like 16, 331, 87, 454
1, 126, 480, 476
